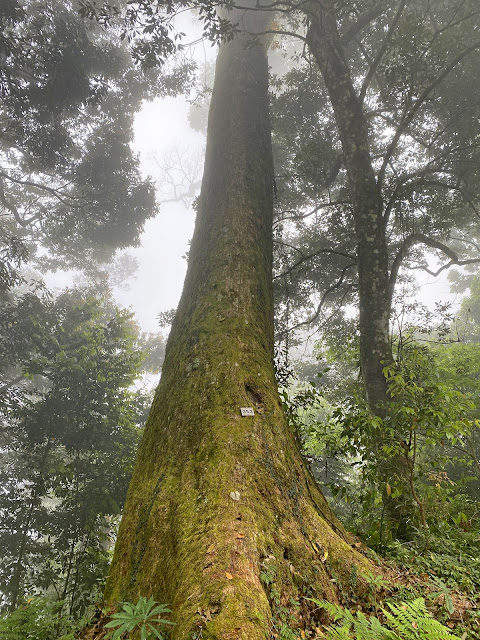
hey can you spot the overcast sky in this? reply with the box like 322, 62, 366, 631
114, 96, 205, 333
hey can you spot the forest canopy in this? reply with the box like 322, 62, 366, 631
0, 1, 479, 639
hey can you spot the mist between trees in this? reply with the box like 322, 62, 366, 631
1, 1, 480, 639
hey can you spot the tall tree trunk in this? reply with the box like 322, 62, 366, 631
306, 3, 416, 537
102, 5, 373, 639
306, 3, 393, 413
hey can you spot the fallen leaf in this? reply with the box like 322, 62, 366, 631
321, 551, 328, 562
225, 572, 233, 580
386, 482, 392, 497
301, 631, 306, 638
235, 533, 245, 539
206, 544, 215, 554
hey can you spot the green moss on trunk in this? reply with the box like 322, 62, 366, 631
103, 5, 375, 638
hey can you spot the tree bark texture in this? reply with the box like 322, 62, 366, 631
306, 3, 418, 536
103, 5, 372, 639
307, 3, 393, 413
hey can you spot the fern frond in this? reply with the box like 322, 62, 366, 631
309, 597, 461, 640
382, 599, 460, 640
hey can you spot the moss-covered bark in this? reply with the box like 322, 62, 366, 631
103, 5, 374, 638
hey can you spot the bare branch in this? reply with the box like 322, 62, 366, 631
254, 29, 307, 42
390, 232, 480, 299
413, 258, 480, 278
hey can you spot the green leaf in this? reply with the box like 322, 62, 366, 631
153, 617, 175, 626
149, 604, 172, 617
148, 624, 165, 639
112, 624, 130, 640
122, 603, 135, 616
445, 593, 455, 616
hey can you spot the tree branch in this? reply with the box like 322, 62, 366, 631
281, 262, 356, 334
378, 40, 480, 187
340, 3, 384, 45
0, 171, 87, 209
273, 199, 350, 227
359, 0, 407, 104
0, 179, 25, 227
390, 232, 480, 300
273, 245, 356, 280
384, 170, 480, 227
413, 257, 480, 278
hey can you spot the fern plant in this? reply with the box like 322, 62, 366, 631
309, 597, 461, 640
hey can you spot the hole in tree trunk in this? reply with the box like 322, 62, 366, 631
245, 383, 263, 405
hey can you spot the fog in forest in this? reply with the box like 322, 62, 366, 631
1, 2, 479, 639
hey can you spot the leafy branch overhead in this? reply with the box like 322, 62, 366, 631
0, 0, 194, 278
273, 1, 480, 316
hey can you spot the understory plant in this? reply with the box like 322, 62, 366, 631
0, 597, 77, 640
310, 597, 461, 640
307, 345, 477, 543
104, 596, 174, 640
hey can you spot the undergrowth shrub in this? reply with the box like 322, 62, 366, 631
310, 597, 461, 639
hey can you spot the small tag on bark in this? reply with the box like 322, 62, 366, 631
240, 407, 255, 416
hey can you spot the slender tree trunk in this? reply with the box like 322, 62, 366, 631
102, 5, 373, 639
306, 4, 420, 537
10, 440, 52, 611
306, 3, 393, 413
9, 501, 34, 612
